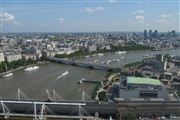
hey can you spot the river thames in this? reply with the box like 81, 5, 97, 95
1, 49, 180, 100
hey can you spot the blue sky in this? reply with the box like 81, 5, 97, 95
0, 0, 180, 32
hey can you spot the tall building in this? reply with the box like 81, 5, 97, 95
149, 30, 153, 40
144, 29, 148, 39
171, 30, 176, 37
154, 30, 158, 38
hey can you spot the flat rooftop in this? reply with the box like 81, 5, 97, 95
127, 77, 161, 86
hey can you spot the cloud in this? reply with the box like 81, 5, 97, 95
155, 14, 171, 25
0, 12, 21, 26
112, 22, 118, 25
155, 19, 169, 24
59, 18, 64, 24
83, 6, 104, 13
0, 12, 14, 22
109, 0, 116, 3
132, 10, 145, 15
160, 14, 171, 19
135, 16, 145, 21
12, 21, 21, 26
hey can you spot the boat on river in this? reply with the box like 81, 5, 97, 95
61, 70, 69, 76
78, 78, 85, 84
116, 51, 127, 54
98, 53, 104, 56
2, 72, 13, 78
56, 70, 69, 79
24, 66, 39, 72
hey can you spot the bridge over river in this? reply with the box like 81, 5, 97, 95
0, 99, 180, 120
47, 57, 118, 72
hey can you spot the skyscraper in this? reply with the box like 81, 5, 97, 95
144, 29, 148, 39
149, 30, 152, 39
154, 30, 158, 38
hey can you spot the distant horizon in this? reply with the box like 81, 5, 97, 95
1, 0, 179, 33
2, 30, 180, 34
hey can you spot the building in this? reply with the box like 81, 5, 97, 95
0, 52, 5, 63
5, 52, 22, 62
88, 45, 97, 52
144, 29, 148, 39
117, 77, 169, 99
22, 53, 37, 60
22, 47, 37, 60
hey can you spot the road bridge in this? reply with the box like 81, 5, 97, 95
47, 57, 116, 71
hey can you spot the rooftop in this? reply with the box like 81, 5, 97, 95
127, 77, 161, 86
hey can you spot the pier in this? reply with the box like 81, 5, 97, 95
78, 79, 101, 84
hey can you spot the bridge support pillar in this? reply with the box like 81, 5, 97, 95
78, 104, 83, 120
17, 88, 20, 100
53, 89, 56, 100
1, 101, 9, 119
38, 103, 47, 120
33, 102, 37, 120
81, 90, 85, 102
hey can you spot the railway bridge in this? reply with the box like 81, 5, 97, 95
0, 99, 180, 119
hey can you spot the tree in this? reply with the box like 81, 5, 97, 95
122, 113, 136, 120
98, 91, 107, 101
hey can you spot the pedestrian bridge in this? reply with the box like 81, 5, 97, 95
1, 99, 180, 119
0, 99, 117, 120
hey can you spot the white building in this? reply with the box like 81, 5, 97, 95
88, 45, 97, 52
6, 53, 22, 62
0, 52, 5, 63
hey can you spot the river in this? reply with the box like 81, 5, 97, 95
1, 49, 180, 100
0, 63, 106, 100
78, 49, 180, 67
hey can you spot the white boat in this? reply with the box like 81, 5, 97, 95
101, 61, 106, 64
116, 51, 127, 54
121, 56, 125, 60
94, 60, 98, 62
98, 53, 104, 56
107, 60, 111, 63
56, 71, 69, 79
24, 66, 39, 72
145, 54, 149, 57
113, 59, 120, 62
78, 78, 85, 84
61, 70, 69, 76
92, 54, 97, 57
85, 55, 90, 58
116, 59, 120, 62
2, 72, 13, 78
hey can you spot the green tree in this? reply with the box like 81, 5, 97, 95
122, 113, 137, 120
98, 91, 107, 101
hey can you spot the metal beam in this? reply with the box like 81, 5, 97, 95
1, 101, 9, 119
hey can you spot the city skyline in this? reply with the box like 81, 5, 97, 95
0, 0, 180, 33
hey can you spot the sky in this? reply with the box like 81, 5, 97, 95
0, 0, 180, 32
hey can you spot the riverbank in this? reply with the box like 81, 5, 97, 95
92, 72, 119, 101
55, 45, 154, 59
0, 61, 48, 76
